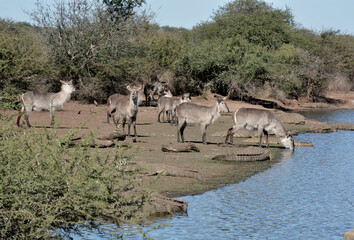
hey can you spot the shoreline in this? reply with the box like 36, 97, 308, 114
3, 92, 354, 217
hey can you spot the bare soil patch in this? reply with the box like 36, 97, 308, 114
6, 91, 354, 216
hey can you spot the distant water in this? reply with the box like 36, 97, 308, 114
72, 110, 354, 240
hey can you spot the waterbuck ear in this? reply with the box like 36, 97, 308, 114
60, 80, 65, 84
126, 85, 132, 91
137, 84, 143, 92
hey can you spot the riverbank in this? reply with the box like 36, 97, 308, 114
6, 91, 354, 217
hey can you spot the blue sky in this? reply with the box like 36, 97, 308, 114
0, 0, 353, 34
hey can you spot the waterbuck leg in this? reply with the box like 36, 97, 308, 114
158, 107, 164, 123
225, 127, 233, 143
180, 122, 187, 143
177, 120, 187, 143
107, 107, 116, 124
16, 106, 25, 127
166, 110, 170, 122
177, 119, 181, 142
201, 124, 208, 145
226, 126, 243, 144
24, 107, 32, 127
25, 112, 32, 127
133, 119, 137, 138
258, 127, 264, 148
122, 119, 127, 136
263, 129, 269, 147
50, 109, 55, 127
170, 109, 177, 126
113, 115, 121, 135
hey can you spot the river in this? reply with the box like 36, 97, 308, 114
73, 110, 354, 240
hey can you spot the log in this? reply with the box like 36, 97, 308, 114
68, 137, 115, 148
97, 132, 126, 141
146, 164, 203, 181
213, 147, 270, 162
142, 193, 188, 217
161, 143, 200, 152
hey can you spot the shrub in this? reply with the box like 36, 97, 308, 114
0, 114, 149, 239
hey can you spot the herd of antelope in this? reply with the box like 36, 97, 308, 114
16, 80, 295, 150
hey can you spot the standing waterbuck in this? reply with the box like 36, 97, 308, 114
157, 93, 191, 124
225, 108, 295, 149
176, 98, 229, 145
110, 85, 142, 138
16, 80, 75, 127
143, 81, 167, 106
106, 90, 144, 124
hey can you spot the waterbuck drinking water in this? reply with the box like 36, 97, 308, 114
157, 93, 191, 124
16, 80, 75, 127
110, 85, 142, 138
176, 98, 230, 145
225, 108, 295, 150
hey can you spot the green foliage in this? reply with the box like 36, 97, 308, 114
0, 19, 53, 89
0, 115, 149, 239
1, 0, 353, 104
0, 83, 21, 110
212, 0, 293, 49
103, 0, 146, 21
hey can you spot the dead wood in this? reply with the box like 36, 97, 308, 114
213, 147, 270, 162
142, 193, 188, 216
145, 164, 204, 181
97, 132, 126, 141
161, 143, 200, 152
68, 137, 115, 148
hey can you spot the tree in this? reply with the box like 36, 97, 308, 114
103, 0, 146, 21
29, 0, 152, 102
212, 0, 294, 49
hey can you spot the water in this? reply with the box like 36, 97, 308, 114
73, 110, 354, 240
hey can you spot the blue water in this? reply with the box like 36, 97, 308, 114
73, 110, 354, 240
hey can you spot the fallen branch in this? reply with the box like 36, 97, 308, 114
161, 143, 200, 152
97, 132, 126, 141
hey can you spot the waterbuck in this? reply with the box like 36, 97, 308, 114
106, 93, 124, 124
16, 80, 75, 127
225, 108, 295, 150
143, 81, 167, 106
176, 98, 230, 145
111, 85, 142, 138
157, 93, 191, 124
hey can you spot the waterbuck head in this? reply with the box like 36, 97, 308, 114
182, 93, 192, 102
60, 80, 75, 93
217, 97, 230, 113
280, 133, 295, 150
127, 85, 142, 105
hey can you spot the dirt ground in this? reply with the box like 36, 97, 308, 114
7, 91, 354, 216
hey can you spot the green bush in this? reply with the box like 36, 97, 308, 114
0, 114, 149, 239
